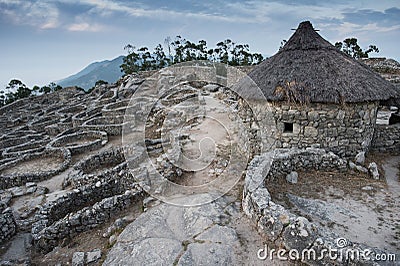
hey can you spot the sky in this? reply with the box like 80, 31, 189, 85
0, 0, 399, 90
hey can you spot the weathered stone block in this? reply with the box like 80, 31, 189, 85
368, 162, 379, 180
286, 171, 298, 184
304, 126, 318, 137
72, 252, 85, 266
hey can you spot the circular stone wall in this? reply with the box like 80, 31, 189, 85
72, 108, 102, 127
0, 134, 48, 150
29, 117, 60, 132
57, 104, 85, 116
82, 116, 126, 136
102, 100, 130, 116
0, 148, 71, 189
48, 131, 108, 155
65, 147, 126, 187
2, 139, 49, 158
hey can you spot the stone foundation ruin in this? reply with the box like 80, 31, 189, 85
243, 149, 392, 265
48, 130, 108, 155
0, 148, 71, 189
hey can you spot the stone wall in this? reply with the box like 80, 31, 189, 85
266, 148, 348, 180
32, 189, 143, 253
2, 139, 48, 158
0, 134, 48, 150
82, 116, 126, 136
0, 203, 17, 244
66, 147, 126, 187
0, 148, 71, 189
371, 123, 400, 154
71, 108, 102, 127
35, 166, 134, 226
31, 162, 145, 252
243, 149, 385, 265
250, 101, 379, 158
48, 130, 108, 155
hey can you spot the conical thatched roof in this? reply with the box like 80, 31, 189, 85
248, 21, 399, 103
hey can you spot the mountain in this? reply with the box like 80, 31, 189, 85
56, 56, 124, 90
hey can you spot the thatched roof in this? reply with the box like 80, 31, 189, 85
247, 21, 399, 104
381, 84, 400, 108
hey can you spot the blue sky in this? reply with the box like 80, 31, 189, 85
0, 0, 399, 89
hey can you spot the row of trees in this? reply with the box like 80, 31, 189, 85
334, 38, 379, 59
1, 37, 380, 108
120, 36, 265, 75
0, 80, 62, 107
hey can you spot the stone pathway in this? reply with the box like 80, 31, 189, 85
0, 233, 31, 264
104, 194, 240, 265
104, 192, 292, 266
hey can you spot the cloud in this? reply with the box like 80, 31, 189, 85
342, 7, 400, 27
66, 0, 254, 23
314, 6, 400, 41
1, 0, 399, 38
0, 0, 59, 29
334, 22, 400, 38
66, 22, 104, 32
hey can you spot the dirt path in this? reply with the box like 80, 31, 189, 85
383, 156, 400, 194
177, 95, 238, 187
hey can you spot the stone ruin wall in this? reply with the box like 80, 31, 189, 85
32, 189, 143, 253
0, 148, 72, 189
31, 164, 144, 252
371, 123, 400, 154
0, 203, 17, 244
243, 149, 384, 265
247, 101, 379, 158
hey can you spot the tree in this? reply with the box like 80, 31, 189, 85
137, 46, 154, 71
7, 79, 31, 100
49, 82, 62, 92
252, 53, 264, 65
197, 40, 208, 60
95, 80, 108, 87
0, 90, 5, 107
1, 79, 31, 106
335, 38, 379, 59
215, 39, 234, 64
38, 82, 62, 94
172, 35, 186, 63
120, 36, 265, 75
154, 44, 168, 68
39, 85, 51, 94
120, 44, 140, 74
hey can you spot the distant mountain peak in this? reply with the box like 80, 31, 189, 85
56, 56, 124, 90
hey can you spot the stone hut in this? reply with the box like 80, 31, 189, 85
245, 21, 399, 158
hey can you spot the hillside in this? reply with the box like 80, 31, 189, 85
56, 56, 124, 90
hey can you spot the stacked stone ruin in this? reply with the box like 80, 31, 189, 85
0, 81, 147, 256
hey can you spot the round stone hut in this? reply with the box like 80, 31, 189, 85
246, 21, 399, 158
